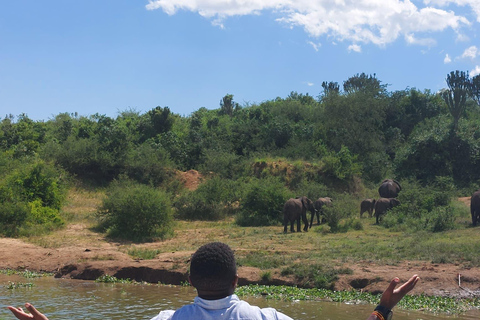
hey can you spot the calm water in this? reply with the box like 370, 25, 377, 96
0, 275, 479, 320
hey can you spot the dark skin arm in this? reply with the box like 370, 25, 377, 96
367, 274, 420, 320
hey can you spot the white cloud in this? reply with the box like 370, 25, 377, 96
348, 44, 362, 53
405, 33, 436, 46
471, 65, 480, 77
307, 41, 321, 52
425, 0, 480, 23
461, 45, 478, 59
307, 82, 314, 86
444, 53, 452, 63
146, 0, 474, 47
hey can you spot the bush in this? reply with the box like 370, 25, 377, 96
5, 160, 68, 210
97, 180, 174, 241
0, 201, 28, 237
236, 177, 293, 227
380, 180, 461, 232
175, 177, 240, 220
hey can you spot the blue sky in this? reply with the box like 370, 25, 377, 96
1, 0, 479, 121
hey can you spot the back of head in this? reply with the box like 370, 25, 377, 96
189, 242, 237, 292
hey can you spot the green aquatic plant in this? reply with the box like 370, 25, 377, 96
0, 269, 53, 278
236, 285, 480, 314
95, 275, 134, 284
6, 281, 35, 289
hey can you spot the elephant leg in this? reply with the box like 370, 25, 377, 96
316, 212, 320, 225
368, 209, 373, 218
310, 212, 314, 228
290, 220, 295, 232
303, 214, 309, 232
296, 218, 301, 232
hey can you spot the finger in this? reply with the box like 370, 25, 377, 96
25, 304, 46, 319
7, 306, 30, 320
395, 275, 420, 293
386, 277, 400, 293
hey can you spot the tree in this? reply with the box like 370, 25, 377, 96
441, 70, 470, 132
343, 73, 386, 97
219, 94, 238, 116
471, 74, 480, 107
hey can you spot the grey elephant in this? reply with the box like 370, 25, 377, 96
283, 196, 314, 233
374, 197, 401, 224
471, 189, 480, 226
378, 179, 402, 198
360, 198, 376, 218
310, 197, 333, 227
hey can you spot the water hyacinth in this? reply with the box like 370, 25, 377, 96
236, 285, 480, 314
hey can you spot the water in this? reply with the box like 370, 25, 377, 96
0, 275, 479, 320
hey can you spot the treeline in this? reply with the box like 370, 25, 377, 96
1, 71, 479, 240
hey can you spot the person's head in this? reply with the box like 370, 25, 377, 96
189, 242, 238, 299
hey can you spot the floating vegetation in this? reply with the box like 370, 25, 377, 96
0, 269, 54, 278
95, 275, 134, 283
6, 281, 35, 289
236, 285, 480, 314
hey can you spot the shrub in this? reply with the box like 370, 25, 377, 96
0, 201, 28, 237
236, 177, 293, 227
97, 180, 173, 241
175, 177, 240, 220
280, 263, 352, 289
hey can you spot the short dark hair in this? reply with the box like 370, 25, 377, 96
189, 242, 237, 291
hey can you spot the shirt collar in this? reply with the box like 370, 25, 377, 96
193, 294, 240, 310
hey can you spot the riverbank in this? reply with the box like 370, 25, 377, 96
1, 219, 480, 299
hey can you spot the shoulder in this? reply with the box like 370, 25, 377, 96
235, 300, 293, 320
150, 310, 175, 320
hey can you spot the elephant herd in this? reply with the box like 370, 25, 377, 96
361, 179, 402, 224
283, 179, 401, 233
283, 196, 332, 233
284, 180, 480, 233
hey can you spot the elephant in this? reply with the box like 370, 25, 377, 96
378, 179, 402, 198
471, 189, 480, 226
310, 197, 333, 227
374, 197, 401, 224
360, 198, 376, 218
283, 196, 314, 233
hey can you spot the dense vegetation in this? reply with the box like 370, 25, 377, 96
1, 71, 479, 241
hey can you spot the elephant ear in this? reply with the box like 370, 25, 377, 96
393, 179, 402, 190
300, 197, 308, 208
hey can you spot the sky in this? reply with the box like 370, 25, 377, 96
1, 0, 479, 121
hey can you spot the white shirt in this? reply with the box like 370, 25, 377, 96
150, 294, 293, 320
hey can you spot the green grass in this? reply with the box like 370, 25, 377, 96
126, 246, 161, 260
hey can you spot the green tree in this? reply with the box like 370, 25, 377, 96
471, 74, 480, 106
441, 70, 470, 132
219, 94, 238, 116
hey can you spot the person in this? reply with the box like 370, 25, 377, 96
8, 242, 420, 320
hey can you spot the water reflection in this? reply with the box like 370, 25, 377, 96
0, 275, 478, 320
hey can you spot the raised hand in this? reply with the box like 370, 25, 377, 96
379, 274, 420, 310
8, 303, 49, 320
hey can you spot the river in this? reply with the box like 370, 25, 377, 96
0, 275, 478, 320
